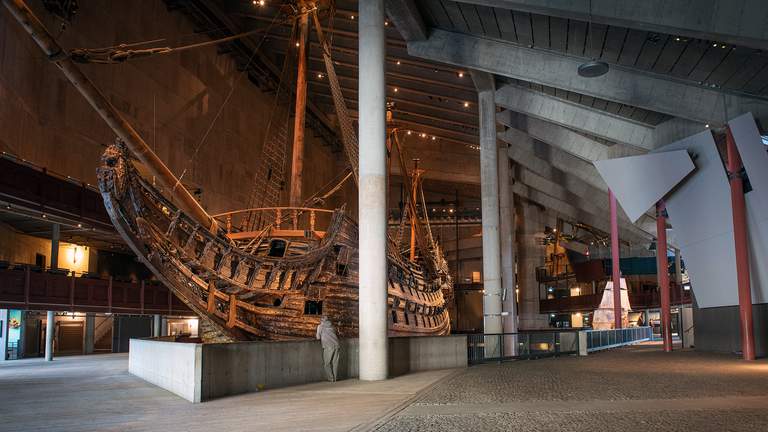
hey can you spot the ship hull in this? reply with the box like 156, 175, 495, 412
97, 144, 450, 342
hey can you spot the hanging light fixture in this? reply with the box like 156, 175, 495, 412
578, 0, 609, 78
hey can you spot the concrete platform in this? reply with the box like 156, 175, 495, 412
0, 354, 454, 432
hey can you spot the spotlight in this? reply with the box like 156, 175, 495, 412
295, 42, 300, 47
350, 15, 355, 20
420, 133, 426, 138
457, 72, 464, 78
463, 102, 469, 108
407, 130, 412, 135
431, 136, 436, 141
396, 61, 401, 65
393, 87, 398, 93
317, 73, 324, 79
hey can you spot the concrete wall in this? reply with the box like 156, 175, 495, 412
129, 335, 468, 403
694, 303, 768, 357
129, 339, 202, 402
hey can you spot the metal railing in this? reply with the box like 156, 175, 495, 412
585, 326, 652, 352
466, 326, 653, 364
467, 330, 580, 364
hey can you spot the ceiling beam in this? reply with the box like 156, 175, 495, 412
384, 0, 428, 41
455, 0, 768, 51
407, 29, 768, 126
495, 84, 705, 150
497, 110, 643, 160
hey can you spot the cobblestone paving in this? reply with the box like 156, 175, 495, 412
376, 344, 768, 431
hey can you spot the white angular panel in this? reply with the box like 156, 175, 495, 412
593, 151, 695, 223
654, 131, 738, 308
729, 113, 768, 304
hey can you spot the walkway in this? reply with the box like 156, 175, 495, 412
2, 344, 767, 431
374, 343, 768, 431
0, 354, 451, 432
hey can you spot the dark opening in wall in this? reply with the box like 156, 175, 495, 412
304, 300, 323, 315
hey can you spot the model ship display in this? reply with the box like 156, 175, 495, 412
5, 0, 452, 342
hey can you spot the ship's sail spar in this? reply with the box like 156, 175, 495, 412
5, 0, 453, 342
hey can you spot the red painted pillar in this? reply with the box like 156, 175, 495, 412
726, 127, 755, 361
656, 201, 673, 352
609, 189, 622, 329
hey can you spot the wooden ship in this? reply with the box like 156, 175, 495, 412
5, 0, 453, 342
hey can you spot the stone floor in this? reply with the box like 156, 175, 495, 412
2, 343, 767, 432
0, 354, 452, 432
374, 342, 768, 431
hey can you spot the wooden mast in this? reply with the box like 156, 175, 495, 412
2, 0, 216, 231
289, 7, 310, 207
409, 159, 421, 262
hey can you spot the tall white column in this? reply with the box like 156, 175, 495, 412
498, 147, 517, 356
46, 223, 61, 361
45, 311, 55, 361
358, 0, 388, 381
473, 72, 502, 357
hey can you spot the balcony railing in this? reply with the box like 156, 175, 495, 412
0, 264, 189, 314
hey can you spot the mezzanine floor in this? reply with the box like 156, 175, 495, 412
1, 343, 767, 432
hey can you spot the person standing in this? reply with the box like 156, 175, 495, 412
316, 315, 340, 382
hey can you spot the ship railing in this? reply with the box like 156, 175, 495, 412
212, 207, 336, 235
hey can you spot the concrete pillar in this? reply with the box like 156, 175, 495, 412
45, 311, 54, 361
498, 147, 517, 356
153, 314, 161, 338
357, 0, 388, 381
46, 223, 60, 361
518, 202, 548, 329
609, 190, 622, 329
84, 313, 95, 354
473, 72, 503, 358
51, 223, 60, 269
674, 248, 683, 285
160, 317, 168, 337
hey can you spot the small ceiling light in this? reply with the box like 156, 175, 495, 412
407, 130, 412, 135
393, 87, 398, 92
258, 0, 265, 5
420, 133, 427, 138
295, 42, 300, 47
77, 223, 82, 228
578, 60, 609, 78
350, 15, 355, 20
396, 60, 401, 65
712, 43, 718, 47
675, 37, 680, 41
463, 102, 470, 108
317, 73, 324, 79
578, 1, 609, 78
42, 214, 47, 218
384, 20, 389, 26
705, 124, 710, 128
721, 44, 727, 49
457, 71, 464, 78
431, 136, 436, 141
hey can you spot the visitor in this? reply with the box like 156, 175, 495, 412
316, 315, 340, 382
